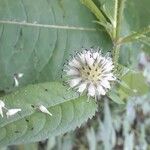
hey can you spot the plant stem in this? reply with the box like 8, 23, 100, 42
113, 43, 120, 69
112, 0, 118, 39
113, 0, 126, 68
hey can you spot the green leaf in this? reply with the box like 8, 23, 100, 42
119, 72, 149, 97
108, 91, 125, 104
0, 82, 97, 146
98, 0, 116, 25
80, 0, 108, 24
80, 0, 115, 39
119, 26, 150, 44
0, 0, 112, 92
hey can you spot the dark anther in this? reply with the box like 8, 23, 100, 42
87, 72, 90, 75
88, 67, 91, 70
82, 67, 85, 70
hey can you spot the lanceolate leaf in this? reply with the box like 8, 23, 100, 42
80, 0, 108, 24
0, 82, 97, 146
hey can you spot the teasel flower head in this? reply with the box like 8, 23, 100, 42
63, 48, 116, 100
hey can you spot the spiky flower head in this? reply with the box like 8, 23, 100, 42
64, 48, 116, 100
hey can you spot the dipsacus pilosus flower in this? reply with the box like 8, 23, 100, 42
64, 48, 116, 100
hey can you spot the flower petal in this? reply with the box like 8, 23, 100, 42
103, 73, 116, 81
85, 51, 94, 66
104, 75, 116, 81
78, 82, 87, 93
69, 78, 82, 88
101, 80, 111, 89
79, 53, 86, 64
97, 85, 106, 95
93, 52, 99, 59
69, 58, 81, 68
67, 69, 79, 76
88, 84, 96, 97
103, 64, 114, 72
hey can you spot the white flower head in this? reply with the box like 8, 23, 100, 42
64, 48, 116, 100
0, 100, 5, 117
6, 108, 21, 118
38, 105, 52, 116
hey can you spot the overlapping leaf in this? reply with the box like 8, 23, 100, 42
0, 0, 111, 92
0, 82, 97, 146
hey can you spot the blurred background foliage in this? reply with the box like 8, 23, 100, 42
0, 0, 150, 149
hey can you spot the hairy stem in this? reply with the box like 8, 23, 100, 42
113, 0, 126, 68
112, 0, 118, 39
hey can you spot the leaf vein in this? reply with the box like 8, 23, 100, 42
0, 20, 96, 31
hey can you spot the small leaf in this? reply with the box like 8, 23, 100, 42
80, 0, 108, 24
108, 91, 125, 104
80, 0, 113, 38
119, 72, 149, 97
119, 26, 150, 44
